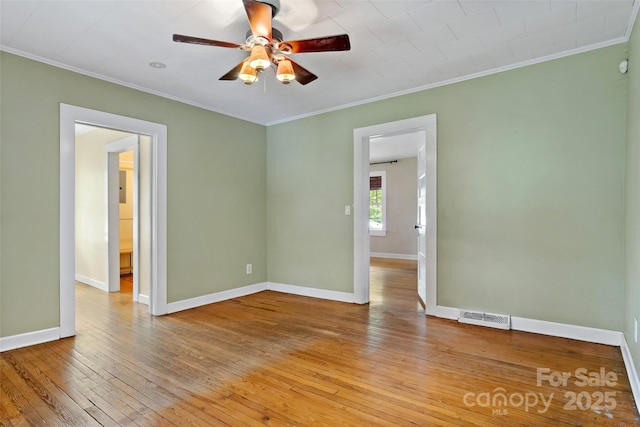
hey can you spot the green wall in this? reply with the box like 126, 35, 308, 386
267, 44, 628, 331
625, 20, 640, 375
0, 40, 632, 340
267, 117, 355, 292
0, 52, 267, 337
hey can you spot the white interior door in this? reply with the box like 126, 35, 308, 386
416, 139, 427, 306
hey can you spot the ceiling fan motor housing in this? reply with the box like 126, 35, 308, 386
245, 27, 283, 44
257, 0, 280, 17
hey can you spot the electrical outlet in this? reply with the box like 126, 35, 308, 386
635, 318, 638, 344
246, 264, 252, 275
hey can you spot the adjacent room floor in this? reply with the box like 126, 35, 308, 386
1, 259, 638, 425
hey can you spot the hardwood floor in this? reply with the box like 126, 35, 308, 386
1, 261, 639, 426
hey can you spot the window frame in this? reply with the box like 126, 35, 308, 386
369, 170, 387, 237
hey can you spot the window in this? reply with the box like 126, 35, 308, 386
369, 171, 386, 236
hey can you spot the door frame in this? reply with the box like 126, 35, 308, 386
353, 114, 437, 313
416, 133, 428, 307
106, 136, 139, 297
59, 104, 167, 338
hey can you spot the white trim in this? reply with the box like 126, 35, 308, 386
60, 106, 76, 338
267, 282, 356, 303
354, 133, 371, 304
510, 316, 622, 346
430, 305, 459, 320
1, 46, 253, 125
4, 279, 635, 412
138, 294, 150, 306
264, 37, 629, 126
163, 274, 626, 350
354, 115, 437, 307
0, 328, 60, 352
621, 335, 640, 412
152, 123, 168, 316
107, 150, 121, 292
626, 0, 640, 40
428, 305, 623, 346
75, 274, 108, 292
75, 272, 149, 305
166, 281, 357, 314
2, 33, 632, 128
106, 136, 140, 299
60, 104, 168, 340
166, 283, 268, 314
370, 252, 417, 261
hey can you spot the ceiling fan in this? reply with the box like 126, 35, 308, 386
173, 0, 350, 86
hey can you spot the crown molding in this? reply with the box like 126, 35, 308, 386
1, 28, 635, 128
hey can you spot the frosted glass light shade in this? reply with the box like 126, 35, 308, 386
239, 61, 258, 84
249, 45, 270, 70
276, 59, 295, 84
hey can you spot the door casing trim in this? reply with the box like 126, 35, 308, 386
60, 104, 167, 338
352, 114, 437, 312
106, 136, 140, 298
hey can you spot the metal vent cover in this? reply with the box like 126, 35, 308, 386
459, 310, 511, 330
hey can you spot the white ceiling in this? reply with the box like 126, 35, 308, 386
370, 131, 424, 162
1, 0, 637, 125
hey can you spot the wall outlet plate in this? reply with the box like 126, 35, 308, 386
635, 318, 638, 344
246, 264, 252, 274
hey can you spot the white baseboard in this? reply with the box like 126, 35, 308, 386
0, 284, 630, 379
166, 283, 268, 314
267, 282, 356, 303
0, 327, 60, 352
510, 316, 622, 346
165, 285, 621, 348
429, 307, 622, 346
1, 286, 639, 419
621, 335, 640, 412
75, 274, 107, 292
426, 306, 623, 346
371, 252, 418, 261
167, 282, 356, 314
428, 305, 459, 320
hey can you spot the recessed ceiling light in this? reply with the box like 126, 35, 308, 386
149, 62, 166, 69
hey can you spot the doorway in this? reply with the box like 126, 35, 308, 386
369, 132, 423, 306
105, 136, 146, 303
75, 127, 141, 299
115, 148, 136, 294
353, 115, 437, 314
59, 104, 167, 338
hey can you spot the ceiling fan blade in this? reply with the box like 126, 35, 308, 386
219, 60, 246, 81
278, 34, 350, 54
173, 34, 242, 49
286, 57, 318, 85
243, 0, 272, 41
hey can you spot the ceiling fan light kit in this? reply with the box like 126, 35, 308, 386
239, 61, 258, 85
276, 59, 295, 84
173, 0, 350, 86
248, 45, 271, 71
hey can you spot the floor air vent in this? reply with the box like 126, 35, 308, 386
459, 310, 511, 330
